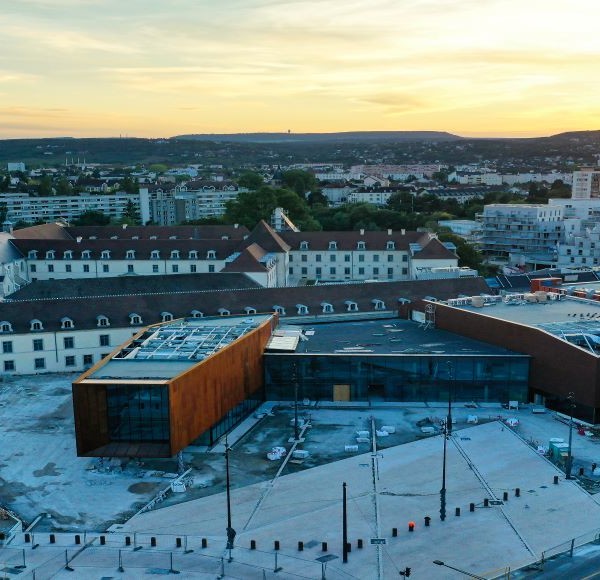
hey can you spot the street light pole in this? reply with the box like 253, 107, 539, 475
440, 362, 453, 521
433, 560, 486, 579
225, 437, 236, 561
294, 362, 300, 442
342, 482, 348, 563
566, 392, 576, 480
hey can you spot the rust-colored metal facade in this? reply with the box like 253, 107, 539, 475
72, 315, 276, 457
431, 302, 600, 422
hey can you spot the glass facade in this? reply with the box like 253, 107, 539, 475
193, 395, 263, 446
265, 354, 530, 404
107, 385, 170, 442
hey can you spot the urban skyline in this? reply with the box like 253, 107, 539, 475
3, 0, 600, 139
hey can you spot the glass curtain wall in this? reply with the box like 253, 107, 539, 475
265, 354, 530, 403
107, 384, 170, 442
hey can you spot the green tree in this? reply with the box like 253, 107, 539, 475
437, 231, 484, 273
121, 176, 139, 194
119, 200, 141, 225
281, 169, 317, 198
73, 210, 111, 226
55, 178, 72, 196
36, 176, 53, 196
237, 171, 264, 190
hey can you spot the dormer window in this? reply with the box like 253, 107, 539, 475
372, 299, 386, 310
129, 313, 142, 325
357, 241, 366, 250
63, 250, 73, 260
207, 250, 216, 260
28, 250, 38, 259
273, 305, 286, 316
218, 308, 230, 316
244, 307, 257, 315
169, 235, 177, 240
300, 241, 309, 250
344, 300, 358, 312
386, 241, 395, 250
96, 315, 110, 327
30, 319, 43, 331
190, 310, 203, 318
328, 241, 337, 250
296, 304, 308, 315
46, 250, 55, 259
101, 250, 111, 259
170, 250, 180, 259
61, 317, 74, 329
151, 250, 160, 259
126, 250, 135, 259
150, 235, 157, 240
161, 312, 173, 322
81, 250, 91, 260
188, 250, 198, 260
321, 302, 334, 313
0, 321, 12, 333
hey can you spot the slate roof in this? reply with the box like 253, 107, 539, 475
243, 220, 290, 253
280, 230, 428, 251
222, 245, 269, 273
412, 237, 458, 260
10, 239, 240, 260
0, 277, 490, 334
8, 273, 261, 301
12, 223, 71, 240
64, 224, 250, 240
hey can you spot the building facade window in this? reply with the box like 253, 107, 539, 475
100, 334, 110, 347
66, 264, 72, 273
103, 264, 109, 272
127, 264, 134, 273
34, 358, 45, 370
2, 341, 12, 353
0, 322, 12, 333
4, 360, 15, 372
83, 264, 90, 273
30, 264, 37, 273
64, 337, 74, 349
83, 354, 93, 366
208, 265, 215, 273
33, 338, 43, 351
190, 264, 197, 273
48, 264, 54, 273
153, 264, 159, 273
65, 356, 76, 367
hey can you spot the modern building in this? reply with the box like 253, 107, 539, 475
479, 204, 564, 267
265, 318, 529, 404
427, 289, 600, 423
73, 314, 276, 457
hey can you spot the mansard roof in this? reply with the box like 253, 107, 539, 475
0, 277, 489, 334
281, 230, 426, 251
12, 223, 71, 240
9, 273, 261, 301
243, 220, 290, 253
10, 238, 240, 260
64, 224, 249, 240
412, 236, 458, 260
222, 244, 269, 273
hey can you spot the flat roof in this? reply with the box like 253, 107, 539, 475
283, 318, 522, 356
87, 314, 272, 380
450, 295, 600, 354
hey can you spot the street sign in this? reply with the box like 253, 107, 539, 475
370, 538, 386, 545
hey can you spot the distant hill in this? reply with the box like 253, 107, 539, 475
172, 131, 463, 143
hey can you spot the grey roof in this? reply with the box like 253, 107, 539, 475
8, 273, 261, 301
293, 318, 522, 356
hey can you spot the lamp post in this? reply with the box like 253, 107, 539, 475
293, 362, 300, 442
566, 392, 576, 480
433, 560, 486, 579
225, 437, 235, 561
342, 482, 348, 564
440, 362, 453, 521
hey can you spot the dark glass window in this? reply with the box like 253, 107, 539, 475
106, 385, 170, 442
83, 354, 93, 365
33, 338, 43, 351
65, 355, 75, 367
34, 358, 45, 370
64, 337, 74, 349
2, 341, 12, 353
4, 360, 15, 371
100, 334, 110, 347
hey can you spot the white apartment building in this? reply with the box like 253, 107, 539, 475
479, 204, 564, 266
572, 168, 600, 199
0, 190, 150, 225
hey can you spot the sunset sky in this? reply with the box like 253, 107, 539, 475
2, 0, 600, 139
